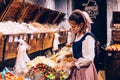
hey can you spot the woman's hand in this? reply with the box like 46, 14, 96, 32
75, 58, 91, 69
65, 42, 72, 47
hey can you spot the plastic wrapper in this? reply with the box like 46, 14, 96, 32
14, 39, 31, 75
52, 33, 60, 51
0, 67, 25, 80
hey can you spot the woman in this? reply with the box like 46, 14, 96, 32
67, 9, 98, 80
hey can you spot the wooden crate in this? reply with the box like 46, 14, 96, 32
28, 33, 38, 54
58, 31, 68, 44
42, 32, 54, 50
36, 33, 44, 51
18, 3, 39, 23
0, 33, 4, 61
22, 33, 29, 43
1, 1, 24, 21
54, 13, 66, 24
4, 34, 28, 60
4, 34, 19, 60
33, 8, 50, 23
0, 0, 12, 18
46, 10, 59, 24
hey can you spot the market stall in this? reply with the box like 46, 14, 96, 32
0, 1, 74, 80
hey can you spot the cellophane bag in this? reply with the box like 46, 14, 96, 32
14, 39, 31, 75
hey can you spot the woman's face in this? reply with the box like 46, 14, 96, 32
69, 21, 82, 34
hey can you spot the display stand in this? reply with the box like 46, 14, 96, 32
105, 51, 120, 80
0, 1, 67, 71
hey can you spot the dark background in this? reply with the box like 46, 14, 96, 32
72, 0, 107, 45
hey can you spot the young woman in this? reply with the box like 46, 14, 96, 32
67, 9, 98, 80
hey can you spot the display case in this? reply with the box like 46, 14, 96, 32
112, 11, 120, 43
105, 11, 120, 80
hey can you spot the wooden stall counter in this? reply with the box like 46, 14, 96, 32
0, 33, 4, 61
4, 33, 28, 60
42, 32, 54, 50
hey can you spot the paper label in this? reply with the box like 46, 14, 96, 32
20, 35, 23, 39
24, 35, 27, 40
30, 34, 34, 40
37, 34, 40, 39
14, 36, 18, 42
9, 36, 13, 42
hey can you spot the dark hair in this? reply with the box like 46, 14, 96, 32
68, 12, 85, 25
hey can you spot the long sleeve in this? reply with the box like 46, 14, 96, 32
75, 35, 95, 68
82, 35, 95, 61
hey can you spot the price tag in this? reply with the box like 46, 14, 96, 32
20, 35, 23, 39
108, 53, 112, 56
30, 34, 34, 40
37, 34, 40, 39
45, 33, 49, 38
14, 36, 18, 42
24, 35, 27, 40
9, 36, 13, 42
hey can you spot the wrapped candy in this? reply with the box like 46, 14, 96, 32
14, 39, 31, 75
